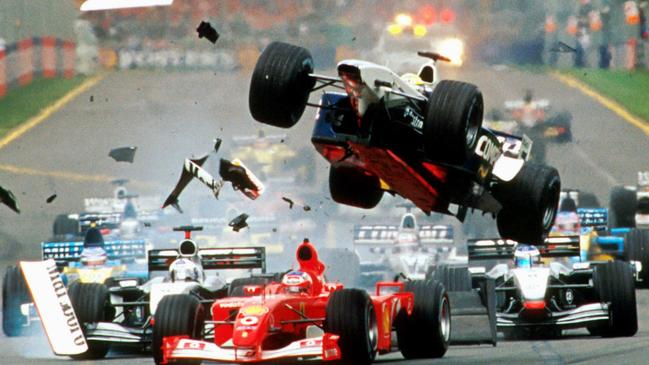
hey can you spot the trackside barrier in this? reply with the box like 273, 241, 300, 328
0, 37, 76, 98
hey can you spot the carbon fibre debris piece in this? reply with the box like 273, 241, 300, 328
46, 194, 57, 203
213, 138, 222, 154
282, 197, 295, 209
229, 213, 249, 232
196, 21, 219, 44
162, 155, 209, 209
0, 185, 19, 213
109, 146, 137, 163
549, 41, 577, 53
219, 159, 257, 192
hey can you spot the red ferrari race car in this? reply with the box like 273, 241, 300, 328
247, 41, 561, 244
154, 239, 450, 364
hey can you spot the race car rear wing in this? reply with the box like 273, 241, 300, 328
353, 225, 453, 245
468, 236, 580, 261
148, 247, 266, 273
539, 236, 581, 258
41, 239, 147, 270
577, 208, 608, 229
467, 239, 517, 261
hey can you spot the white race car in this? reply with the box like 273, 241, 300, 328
468, 237, 638, 339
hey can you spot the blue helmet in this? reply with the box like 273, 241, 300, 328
514, 245, 540, 268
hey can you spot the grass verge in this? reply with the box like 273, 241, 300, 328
557, 69, 649, 122
0, 76, 87, 137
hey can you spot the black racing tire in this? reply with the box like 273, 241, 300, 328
228, 276, 277, 297
396, 280, 450, 359
153, 294, 205, 365
494, 163, 561, 244
424, 80, 483, 165
53, 214, 79, 237
431, 265, 472, 292
329, 163, 383, 209
2, 265, 30, 337
609, 185, 637, 228
624, 229, 649, 288
591, 261, 637, 337
578, 191, 601, 208
318, 248, 360, 287
68, 282, 114, 360
249, 41, 315, 128
324, 288, 377, 365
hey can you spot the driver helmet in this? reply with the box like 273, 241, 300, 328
514, 244, 540, 268
80, 246, 107, 266
281, 270, 313, 295
523, 89, 534, 103
169, 258, 201, 282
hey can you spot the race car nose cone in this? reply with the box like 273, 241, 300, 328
523, 300, 546, 310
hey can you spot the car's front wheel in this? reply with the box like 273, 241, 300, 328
249, 41, 315, 128
152, 294, 205, 365
67, 282, 114, 359
494, 163, 561, 244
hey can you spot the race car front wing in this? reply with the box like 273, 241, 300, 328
497, 302, 609, 329
162, 334, 340, 363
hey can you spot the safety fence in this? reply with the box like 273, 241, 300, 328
0, 37, 76, 97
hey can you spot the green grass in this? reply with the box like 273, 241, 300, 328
0, 76, 87, 137
559, 69, 649, 122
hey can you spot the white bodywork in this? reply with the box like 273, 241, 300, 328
20, 260, 88, 355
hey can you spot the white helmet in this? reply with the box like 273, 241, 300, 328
169, 258, 201, 282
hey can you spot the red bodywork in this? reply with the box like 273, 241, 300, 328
161, 240, 414, 364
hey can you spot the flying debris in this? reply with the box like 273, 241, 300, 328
229, 213, 249, 232
196, 21, 220, 44
282, 197, 295, 209
219, 159, 264, 200
0, 185, 20, 213
46, 194, 57, 204
109, 146, 137, 163
549, 41, 577, 53
162, 155, 223, 209
303, 205, 311, 212
213, 138, 222, 154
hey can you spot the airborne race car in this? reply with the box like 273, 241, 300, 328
248, 42, 561, 244
157, 239, 451, 364
467, 237, 638, 339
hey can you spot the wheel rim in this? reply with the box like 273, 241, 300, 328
542, 203, 556, 230
440, 296, 450, 342
464, 98, 481, 149
367, 303, 378, 353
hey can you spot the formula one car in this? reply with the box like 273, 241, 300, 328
248, 41, 561, 244
52, 179, 162, 239
353, 209, 456, 283
503, 90, 573, 143
468, 237, 638, 338
27, 226, 268, 359
2, 226, 147, 337
157, 238, 451, 364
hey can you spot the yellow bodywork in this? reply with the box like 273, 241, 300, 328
63, 265, 126, 284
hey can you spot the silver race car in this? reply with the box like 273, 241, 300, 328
467, 237, 638, 339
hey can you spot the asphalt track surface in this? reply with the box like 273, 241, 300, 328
1, 64, 649, 364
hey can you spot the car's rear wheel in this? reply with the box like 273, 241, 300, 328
396, 280, 450, 359
624, 229, 649, 288
2, 265, 30, 337
609, 185, 637, 228
424, 80, 483, 165
68, 282, 114, 359
249, 41, 315, 128
325, 288, 377, 365
591, 261, 637, 337
494, 163, 561, 244
153, 294, 205, 365
329, 163, 383, 209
